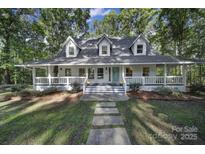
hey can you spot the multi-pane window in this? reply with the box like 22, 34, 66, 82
102, 46, 108, 54
65, 68, 71, 76
79, 68, 85, 77
69, 46, 75, 55
88, 68, 95, 79
97, 68, 104, 79
137, 45, 143, 54
143, 67, 150, 76
126, 67, 133, 77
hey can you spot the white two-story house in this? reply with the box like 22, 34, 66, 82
16, 34, 195, 94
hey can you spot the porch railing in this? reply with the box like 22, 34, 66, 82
35, 77, 86, 85
83, 77, 88, 94
122, 76, 127, 94
125, 76, 184, 85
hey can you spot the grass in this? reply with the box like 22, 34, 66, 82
117, 99, 205, 145
0, 91, 95, 144
1, 88, 205, 145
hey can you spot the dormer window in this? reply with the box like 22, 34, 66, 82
137, 45, 143, 54
130, 35, 147, 55
65, 36, 81, 57
102, 46, 108, 55
69, 46, 75, 55
97, 34, 112, 56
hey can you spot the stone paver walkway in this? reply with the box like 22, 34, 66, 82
94, 107, 119, 114
87, 102, 131, 145
96, 102, 116, 107
80, 94, 129, 102
87, 128, 131, 145
92, 115, 124, 126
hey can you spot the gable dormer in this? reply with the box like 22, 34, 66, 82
130, 34, 148, 56
65, 36, 80, 58
97, 34, 112, 56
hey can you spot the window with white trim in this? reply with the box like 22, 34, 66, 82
143, 67, 150, 76
69, 46, 75, 55
88, 68, 95, 79
97, 68, 104, 79
137, 45, 143, 54
65, 68, 71, 76
126, 67, 133, 77
101, 46, 108, 55
79, 68, 85, 77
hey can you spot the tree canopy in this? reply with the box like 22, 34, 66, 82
0, 8, 205, 85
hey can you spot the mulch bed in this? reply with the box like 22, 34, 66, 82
127, 91, 204, 102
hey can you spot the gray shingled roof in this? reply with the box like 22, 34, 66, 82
18, 35, 196, 67
23, 55, 194, 66
56, 36, 137, 58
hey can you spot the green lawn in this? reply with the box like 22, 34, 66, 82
117, 99, 205, 145
1, 90, 205, 145
0, 92, 95, 144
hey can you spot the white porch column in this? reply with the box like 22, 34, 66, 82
164, 64, 167, 86
122, 66, 126, 94
32, 67, 36, 90
122, 66, 125, 78
48, 66, 51, 86
182, 64, 187, 86
86, 66, 88, 78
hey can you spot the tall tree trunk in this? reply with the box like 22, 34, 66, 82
3, 69, 11, 84
3, 34, 12, 84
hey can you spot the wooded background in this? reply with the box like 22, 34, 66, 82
0, 8, 204, 86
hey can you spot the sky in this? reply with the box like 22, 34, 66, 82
87, 8, 120, 30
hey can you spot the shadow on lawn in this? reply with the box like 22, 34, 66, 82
118, 99, 205, 145
0, 93, 95, 145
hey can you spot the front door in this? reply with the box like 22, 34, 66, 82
112, 67, 120, 83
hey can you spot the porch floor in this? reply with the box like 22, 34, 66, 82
80, 93, 129, 102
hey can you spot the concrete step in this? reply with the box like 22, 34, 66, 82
85, 88, 124, 91
85, 88, 124, 90
84, 91, 125, 95
85, 90, 125, 93
86, 86, 124, 88
85, 86, 125, 94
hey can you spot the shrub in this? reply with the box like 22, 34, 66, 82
130, 83, 142, 92
18, 90, 33, 97
172, 88, 183, 97
72, 82, 81, 92
190, 84, 205, 93
11, 84, 26, 92
14, 89, 42, 97
41, 87, 58, 95
154, 86, 173, 95
32, 91, 44, 97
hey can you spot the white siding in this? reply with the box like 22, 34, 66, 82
57, 66, 84, 77
99, 39, 111, 56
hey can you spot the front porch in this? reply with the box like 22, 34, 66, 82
32, 64, 187, 93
